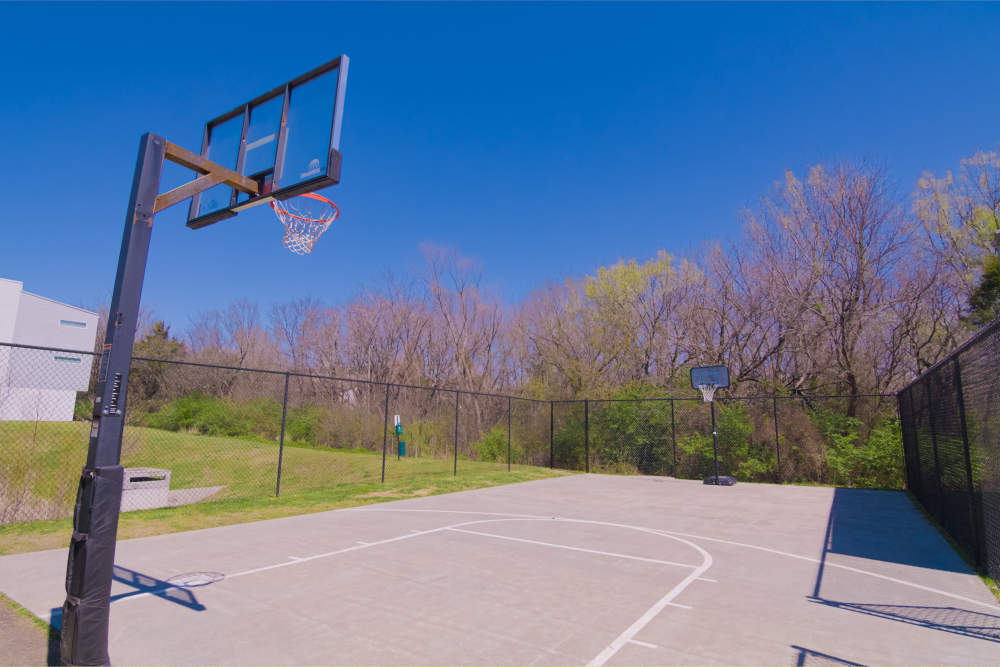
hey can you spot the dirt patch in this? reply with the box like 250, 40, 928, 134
357, 487, 436, 499
357, 491, 404, 499
0, 596, 57, 665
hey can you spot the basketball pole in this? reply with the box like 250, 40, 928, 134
710, 398, 720, 483
60, 133, 166, 666
60, 132, 256, 666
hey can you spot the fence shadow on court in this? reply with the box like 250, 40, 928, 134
819, 487, 971, 574
807, 598, 1000, 643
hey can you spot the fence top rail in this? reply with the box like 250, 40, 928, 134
896, 315, 1000, 397
0, 340, 897, 407
0, 341, 97, 356
552, 393, 894, 404
128, 355, 548, 403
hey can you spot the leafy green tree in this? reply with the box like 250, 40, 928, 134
965, 253, 1000, 328
132, 321, 185, 401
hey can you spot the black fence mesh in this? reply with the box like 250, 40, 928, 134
547, 395, 899, 488
899, 318, 1000, 580
2, 340, 905, 531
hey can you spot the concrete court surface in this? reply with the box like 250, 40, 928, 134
0, 475, 998, 665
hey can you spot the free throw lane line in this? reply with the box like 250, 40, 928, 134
447, 527, 699, 569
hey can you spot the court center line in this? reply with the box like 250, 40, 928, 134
447, 527, 698, 569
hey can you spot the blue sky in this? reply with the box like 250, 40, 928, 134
2, 2, 999, 333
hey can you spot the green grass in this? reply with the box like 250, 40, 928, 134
0, 420, 571, 555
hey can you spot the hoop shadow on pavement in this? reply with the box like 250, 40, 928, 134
48, 565, 206, 630
790, 644, 866, 666
44, 566, 206, 665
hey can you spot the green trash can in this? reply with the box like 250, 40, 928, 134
398, 441, 405, 457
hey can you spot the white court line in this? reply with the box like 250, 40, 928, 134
627, 639, 659, 649
665, 601, 692, 609
287, 556, 303, 561
586, 535, 712, 666
697, 577, 717, 583
650, 528, 1000, 611
448, 527, 698, 569
356, 507, 1000, 611
107, 522, 465, 607
357, 541, 370, 545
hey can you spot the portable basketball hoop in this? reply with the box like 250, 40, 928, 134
690, 365, 737, 486
270, 192, 340, 255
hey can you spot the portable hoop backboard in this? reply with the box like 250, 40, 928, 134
690, 365, 730, 402
187, 56, 349, 229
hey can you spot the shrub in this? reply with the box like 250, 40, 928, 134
470, 425, 523, 463
811, 408, 904, 489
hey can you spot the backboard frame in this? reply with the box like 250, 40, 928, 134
690, 364, 730, 390
187, 55, 349, 229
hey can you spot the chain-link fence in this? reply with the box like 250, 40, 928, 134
0, 342, 552, 524
898, 318, 1000, 581
2, 340, 902, 528
551, 395, 899, 486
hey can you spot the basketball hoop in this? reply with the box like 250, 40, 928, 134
270, 192, 339, 255
697, 384, 718, 403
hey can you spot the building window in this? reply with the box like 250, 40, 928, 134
59, 319, 87, 328
54, 356, 82, 363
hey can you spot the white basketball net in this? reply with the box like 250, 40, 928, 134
270, 193, 340, 255
697, 384, 718, 403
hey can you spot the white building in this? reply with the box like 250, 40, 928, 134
0, 278, 99, 421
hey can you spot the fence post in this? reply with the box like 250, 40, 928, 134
454, 391, 459, 476
584, 399, 590, 473
923, 377, 945, 522
507, 396, 512, 472
549, 402, 554, 468
670, 399, 676, 476
381, 384, 389, 484
275, 372, 290, 497
773, 396, 781, 483
906, 389, 921, 496
952, 357, 982, 565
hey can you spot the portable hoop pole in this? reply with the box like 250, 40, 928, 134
61, 134, 166, 665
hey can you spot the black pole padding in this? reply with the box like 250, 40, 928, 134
62, 132, 165, 666
61, 466, 124, 666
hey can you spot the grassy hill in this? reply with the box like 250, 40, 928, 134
0, 420, 569, 554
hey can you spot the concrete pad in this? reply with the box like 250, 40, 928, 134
0, 475, 997, 665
